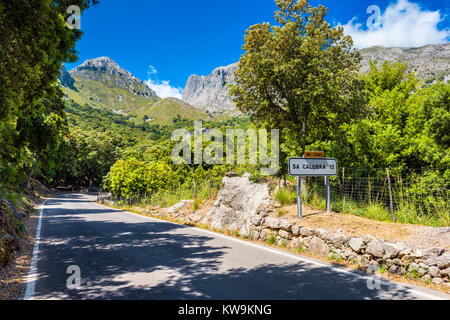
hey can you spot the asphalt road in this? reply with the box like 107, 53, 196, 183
26, 193, 449, 300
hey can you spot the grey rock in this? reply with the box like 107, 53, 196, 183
329, 233, 346, 248
440, 267, 450, 277
279, 220, 292, 232
423, 247, 445, 260
349, 238, 365, 253
300, 227, 314, 237
432, 278, 444, 285
309, 237, 330, 257
429, 266, 441, 278
437, 253, 450, 269
315, 228, 329, 241
264, 218, 281, 229
418, 268, 428, 277
182, 63, 238, 113
291, 225, 302, 236
366, 240, 385, 258
383, 243, 403, 259
278, 230, 292, 240
389, 265, 400, 274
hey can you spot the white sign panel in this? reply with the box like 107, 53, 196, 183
289, 158, 338, 177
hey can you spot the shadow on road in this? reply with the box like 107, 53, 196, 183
33, 196, 420, 300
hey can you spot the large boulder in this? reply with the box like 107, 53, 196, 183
202, 175, 271, 237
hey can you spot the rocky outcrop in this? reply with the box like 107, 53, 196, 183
182, 63, 238, 113
58, 65, 76, 90
70, 57, 158, 99
201, 174, 271, 237
360, 43, 450, 83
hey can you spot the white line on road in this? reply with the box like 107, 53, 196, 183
24, 199, 47, 300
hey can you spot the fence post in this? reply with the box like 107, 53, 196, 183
163, 190, 166, 207
342, 167, 346, 214
386, 168, 396, 222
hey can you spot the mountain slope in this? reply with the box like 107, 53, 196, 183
182, 43, 450, 112
133, 97, 211, 125
61, 57, 158, 114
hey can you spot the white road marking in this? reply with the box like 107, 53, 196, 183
24, 199, 48, 300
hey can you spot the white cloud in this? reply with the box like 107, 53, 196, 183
145, 65, 183, 99
145, 79, 183, 99
341, 0, 450, 49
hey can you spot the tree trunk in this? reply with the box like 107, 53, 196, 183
25, 160, 38, 189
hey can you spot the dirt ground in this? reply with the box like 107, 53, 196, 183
276, 204, 450, 250
0, 202, 40, 300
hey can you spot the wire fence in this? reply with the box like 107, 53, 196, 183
97, 167, 449, 225
97, 179, 223, 209
305, 167, 449, 223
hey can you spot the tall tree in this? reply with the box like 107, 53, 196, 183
229, 0, 366, 160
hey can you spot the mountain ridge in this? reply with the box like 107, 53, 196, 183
182, 43, 450, 113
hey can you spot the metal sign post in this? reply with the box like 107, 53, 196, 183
289, 157, 338, 218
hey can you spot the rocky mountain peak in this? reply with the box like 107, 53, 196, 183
69, 57, 158, 99
182, 63, 238, 113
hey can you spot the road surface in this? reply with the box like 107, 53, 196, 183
25, 193, 449, 300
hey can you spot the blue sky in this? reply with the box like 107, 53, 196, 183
65, 0, 449, 98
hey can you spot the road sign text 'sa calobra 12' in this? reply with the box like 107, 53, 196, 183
289, 158, 338, 177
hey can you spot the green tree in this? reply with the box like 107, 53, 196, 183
229, 0, 366, 164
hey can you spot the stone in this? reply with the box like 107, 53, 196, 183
399, 248, 412, 258
329, 233, 346, 248
423, 256, 439, 267
288, 238, 303, 249
410, 248, 423, 259
366, 240, 385, 258
418, 268, 428, 277
439, 267, 450, 277
260, 229, 272, 241
362, 234, 375, 244
303, 237, 313, 248
278, 230, 292, 240
393, 258, 403, 266
315, 228, 329, 241
279, 220, 292, 232
389, 265, 400, 274
264, 218, 281, 229
421, 274, 431, 283
432, 278, 444, 285
437, 253, 450, 269
300, 227, 314, 237
250, 216, 264, 226
291, 225, 302, 236
309, 237, 330, 257
349, 238, 364, 253
429, 266, 441, 278
408, 262, 419, 272
383, 243, 403, 259
182, 63, 238, 112
385, 259, 394, 267
423, 247, 444, 260
202, 176, 271, 233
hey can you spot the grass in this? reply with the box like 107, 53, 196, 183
267, 234, 276, 245
277, 208, 287, 217
275, 188, 297, 206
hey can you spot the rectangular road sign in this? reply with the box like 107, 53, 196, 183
289, 157, 338, 177
304, 151, 325, 158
